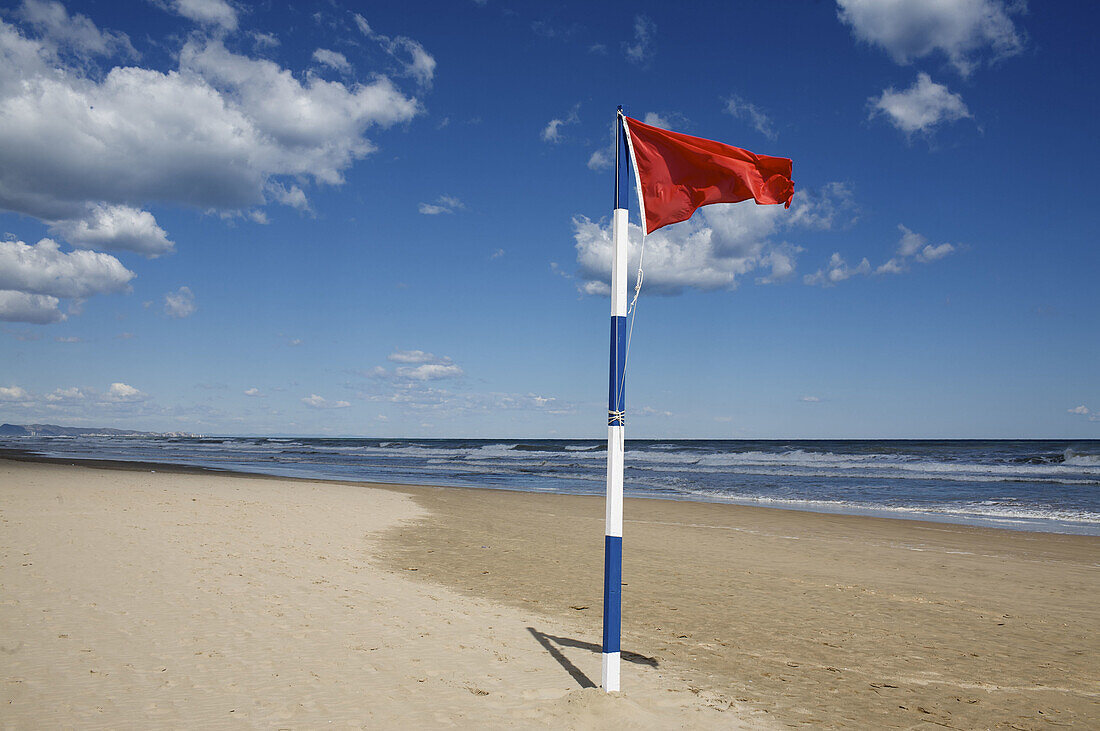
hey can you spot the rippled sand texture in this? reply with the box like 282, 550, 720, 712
0, 460, 760, 729
383, 485, 1100, 728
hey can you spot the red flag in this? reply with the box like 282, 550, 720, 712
624, 116, 794, 234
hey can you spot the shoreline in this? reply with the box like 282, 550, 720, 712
2, 446, 1095, 537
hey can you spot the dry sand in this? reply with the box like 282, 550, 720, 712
0, 459, 760, 729
2, 458, 1098, 729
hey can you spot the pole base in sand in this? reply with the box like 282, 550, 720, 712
602, 651, 620, 692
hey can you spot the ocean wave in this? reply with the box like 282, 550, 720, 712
625, 448, 912, 467
671, 488, 1100, 526
1065, 447, 1100, 466
622, 455, 1100, 485
629, 465, 1099, 486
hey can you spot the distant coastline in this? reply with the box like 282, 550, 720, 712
0, 423, 201, 438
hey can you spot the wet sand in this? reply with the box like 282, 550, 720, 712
382, 483, 1100, 728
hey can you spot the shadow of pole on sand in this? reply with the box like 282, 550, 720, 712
526, 628, 659, 689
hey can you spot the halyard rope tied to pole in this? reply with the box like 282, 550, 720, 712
617, 109, 649, 428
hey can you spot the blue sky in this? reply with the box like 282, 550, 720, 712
0, 0, 1096, 438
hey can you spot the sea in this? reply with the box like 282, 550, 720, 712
5, 436, 1099, 536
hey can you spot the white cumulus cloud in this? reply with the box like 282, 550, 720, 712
268, 182, 309, 212
724, 95, 777, 140
0, 381, 168, 421
897, 223, 927, 256
167, 0, 238, 32
106, 382, 146, 402
642, 112, 670, 129
0, 19, 420, 225
0, 290, 64, 324
50, 204, 174, 257
623, 14, 655, 65
1068, 405, 1089, 415
15, 0, 135, 58
803, 252, 872, 286
312, 48, 350, 72
573, 184, 854, 295
758, 244, 802, 284
46, 386, 84, 401
871, 73, 971, 135
372, 350, 465, 382
587, 149, 613, 170
918, 242, 956, 262
353, 14, 435, 87
302, 393, 351, 409
0, 385, 32, 401
836, 0, 1025, 76
587, 119, 618, 171
0, 381, 172, 424
809, 223, 957, 284
542, 105, 580, 144
179, 39, 420, 185
418, 195, 464, 215
164, 286, 196, 318
388, 349, 440, 364
397, 363, 464, 381
0, 238, 133, 299
875, 224, 956, 274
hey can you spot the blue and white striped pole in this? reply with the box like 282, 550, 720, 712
603, 108, 629, 693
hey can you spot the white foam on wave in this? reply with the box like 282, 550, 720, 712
1065, 450, 1100, 467
624, 448, 1099, 477
341, 443, 508, 460
625, 461, 1100, 486
672, 487, 1100, 526
626, 448, 893, 466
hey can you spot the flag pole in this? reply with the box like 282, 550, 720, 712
602, 106, 628, 693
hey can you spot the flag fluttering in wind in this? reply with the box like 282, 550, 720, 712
599, 109, 794, 694
622, 115, 794, 234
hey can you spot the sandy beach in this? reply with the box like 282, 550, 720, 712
2, 458, 1098, 728
0, 458, 761, 729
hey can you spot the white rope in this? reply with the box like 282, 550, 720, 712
615, 230, 646, 428
616, 113, 647, 435
628, 260, 644, 314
